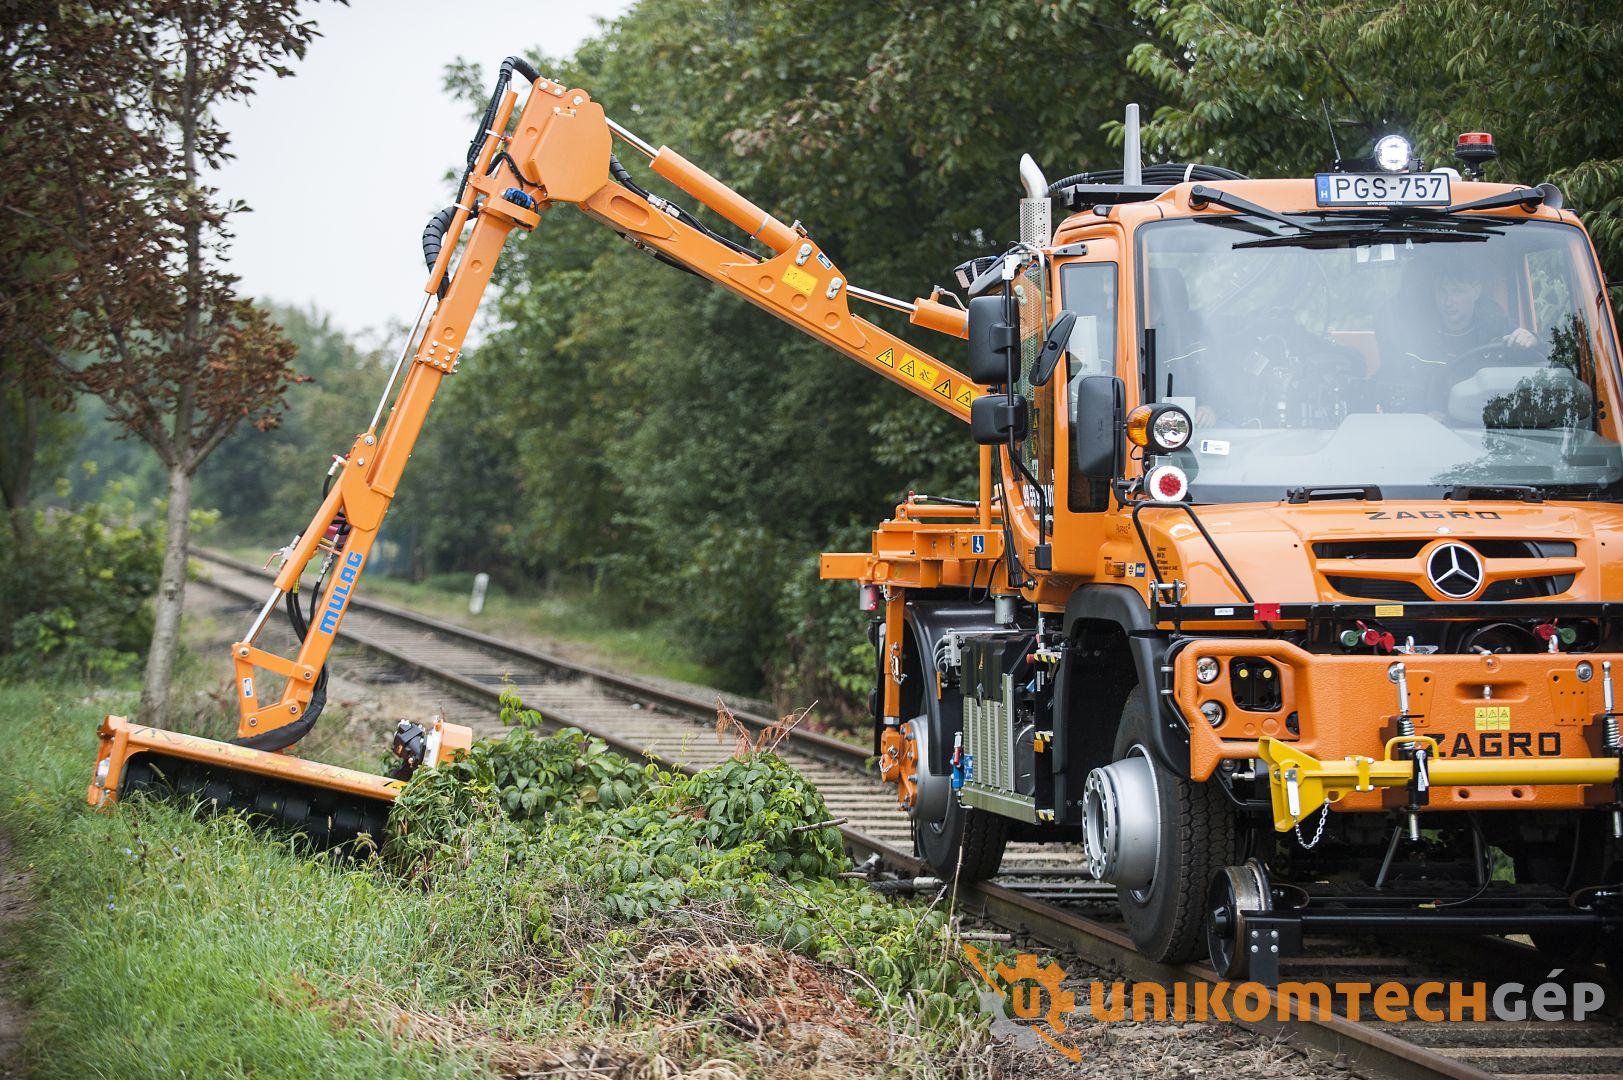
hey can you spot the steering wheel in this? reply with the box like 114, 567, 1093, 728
1455, 341, 1528, 371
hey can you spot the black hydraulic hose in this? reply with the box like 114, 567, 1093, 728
432, 57, 542, 302
609, 152, 762, 263
456, 56, 540, 205
1045, 162, 1248, 195
230, 588, 326, 752
422, 206, 457, 299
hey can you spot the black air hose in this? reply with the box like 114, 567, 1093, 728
422, 206, 457, 299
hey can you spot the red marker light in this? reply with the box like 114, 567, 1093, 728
1457, 132, 1494, 146
1146, 464, 1189, 502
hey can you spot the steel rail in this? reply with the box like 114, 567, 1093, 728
198, 549, 869, 770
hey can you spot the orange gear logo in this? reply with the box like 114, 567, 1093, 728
963, 945, 1081, 1063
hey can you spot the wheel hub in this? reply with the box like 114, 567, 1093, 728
904, 715, 950, 825
1082, 754, 1160, 891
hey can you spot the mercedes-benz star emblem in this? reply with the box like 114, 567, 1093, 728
1427, 542, 1483, 599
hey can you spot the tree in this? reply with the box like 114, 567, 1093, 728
0, 3, 166, 542
1127, 0, 1623, 290
3, 1, 331, 724
417, 0, 1165, 703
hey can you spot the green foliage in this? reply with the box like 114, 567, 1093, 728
1129, 0, 1623, 295
0, 683, 490, 1078
2, 681, 991, 1075
0, 479, 161, 677
398, 1, 1167, 712
385, 695, 983, 1032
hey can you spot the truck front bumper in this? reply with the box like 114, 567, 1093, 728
1171, 641, 1623, 828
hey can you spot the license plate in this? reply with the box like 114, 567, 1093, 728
1315, 172, 1450, 207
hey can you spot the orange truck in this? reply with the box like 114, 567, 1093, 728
88, 61, 1622, 977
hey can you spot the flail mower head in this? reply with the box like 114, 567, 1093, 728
88, 714, 472, 846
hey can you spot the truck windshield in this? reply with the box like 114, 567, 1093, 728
1138, 216, 1623, 502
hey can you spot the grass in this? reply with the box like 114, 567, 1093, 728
202, 542, 738, 695
0, 682, 483, 1078
0, 679, 994, 1078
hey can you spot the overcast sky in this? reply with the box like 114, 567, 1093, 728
214, 0, 632, 349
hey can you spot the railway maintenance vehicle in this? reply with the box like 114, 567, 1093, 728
86, 59, 1623, 976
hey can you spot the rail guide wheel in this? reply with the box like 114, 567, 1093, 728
1206, 858, 1273, 979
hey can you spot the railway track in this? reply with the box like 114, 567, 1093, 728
190, 550, 1623, 1079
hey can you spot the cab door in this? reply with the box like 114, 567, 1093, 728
1049, 233, 1124, 578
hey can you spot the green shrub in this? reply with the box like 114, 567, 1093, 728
384, 698, 991, 1045
0, 481, 161, 677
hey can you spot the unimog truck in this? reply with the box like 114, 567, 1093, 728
83, 60, 1621, 976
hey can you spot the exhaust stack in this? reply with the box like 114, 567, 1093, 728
1018, 153, 1051, 249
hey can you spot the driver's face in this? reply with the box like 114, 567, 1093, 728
1433, 277, 1481, 334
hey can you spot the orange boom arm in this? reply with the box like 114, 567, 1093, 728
217, 63, 982, 749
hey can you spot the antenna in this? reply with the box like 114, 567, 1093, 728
1123, 103, 1142, 185
1321, 98, 1343, 168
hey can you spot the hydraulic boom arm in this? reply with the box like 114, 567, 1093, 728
226, 59, 983, 748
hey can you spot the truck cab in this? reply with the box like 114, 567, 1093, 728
826, 132, 1623, 974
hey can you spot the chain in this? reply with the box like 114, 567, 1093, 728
1294, 803, 1329, 850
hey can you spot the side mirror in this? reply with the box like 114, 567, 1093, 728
1073, 375, 1124, 479
1031, 311, 1078, 387
971, 394, 1028, 445
966, 294, 1016, 386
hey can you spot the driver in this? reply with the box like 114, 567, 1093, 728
1378, 257, 1537, 413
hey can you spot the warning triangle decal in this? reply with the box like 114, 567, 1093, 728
933, 377, 952, 398
899, 356, 915, 377
875, 348, 895, 368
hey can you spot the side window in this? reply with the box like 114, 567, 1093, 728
1061, 262, 1118, 512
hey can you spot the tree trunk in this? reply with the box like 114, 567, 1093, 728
0, 384, 40, 548
138, 460, 193, 726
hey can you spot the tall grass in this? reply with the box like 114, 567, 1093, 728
0, 683, 491, 1078
0, 682, 994, 1079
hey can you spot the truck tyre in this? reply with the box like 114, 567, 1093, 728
915, 790, 1009, 883
1112, 686, 1234, 963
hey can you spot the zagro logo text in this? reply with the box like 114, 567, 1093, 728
318, 550, 365, 635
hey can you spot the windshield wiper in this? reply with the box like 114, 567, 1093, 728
1188, 184, 1316, 232
1443, 484, 1546, 503
1233, 223, 1500, 250
1437, 182, 1561, 216
1286, 485, 1384, 504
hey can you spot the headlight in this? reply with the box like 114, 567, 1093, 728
1196, 656, 1220, 684
1150, 407, 1192, 452
1199, 701, 1226, 727
1374, 134, 1413, 173
1126, 403, 1193, 454
93, 756, 111, 788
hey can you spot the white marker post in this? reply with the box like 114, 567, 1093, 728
469, 572, 490, 615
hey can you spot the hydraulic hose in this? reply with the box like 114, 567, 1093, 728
1046, 162, 1248, 195
421, 206, 457, 299
456, 55, 540, 207
230, 588, 326, 752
